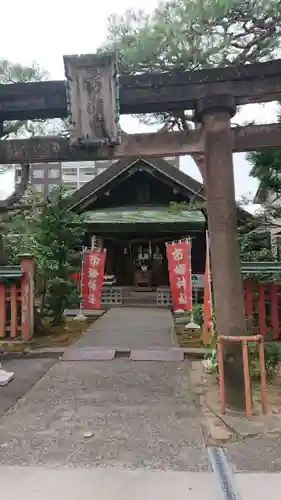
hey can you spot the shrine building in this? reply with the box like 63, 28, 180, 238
67, 156, 245, 308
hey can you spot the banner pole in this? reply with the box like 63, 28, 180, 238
202, 231, 214, 343
185, 237, 200, 330
188, 237, 194, 319
74, 247, 87, 321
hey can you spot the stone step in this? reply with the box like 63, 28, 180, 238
124, 294, 156, 301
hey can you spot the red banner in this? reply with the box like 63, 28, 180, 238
166, 240, 192, 311
81, 249, 106, 309
203, 232, 213, 329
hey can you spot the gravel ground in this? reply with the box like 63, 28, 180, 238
0, 360, 210, 471
226, 434, 281, 472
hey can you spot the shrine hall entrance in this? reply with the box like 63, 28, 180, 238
87, 229, 206, 289
104, 238, 169, 288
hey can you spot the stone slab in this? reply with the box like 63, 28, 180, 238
1, 467, 281, 499
62, 348, 116, 361
130, 349, 184, 361
0, 468, 219, 500
64, 309, 105, 317
237, 472, 281, 499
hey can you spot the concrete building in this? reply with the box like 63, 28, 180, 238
15, 162, 62, 199
15, 157, 180, 198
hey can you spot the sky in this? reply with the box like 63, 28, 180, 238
0, 0, 279, 201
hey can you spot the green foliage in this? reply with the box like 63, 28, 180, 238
35, 186, 85, 323
248, 105, 281, 201
101, 0, 281, 128
183, 303, 204, 326
237, 204, 281, 282
248, 336, 281, 380
203, 337, 281, 378
239, 104, 281, 281
1, 189, 43, 262
3, 186, 85, 325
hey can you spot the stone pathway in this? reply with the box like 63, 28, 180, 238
76, 308, 174, 349
1, 467, 281, 500
0, 359, 209, 470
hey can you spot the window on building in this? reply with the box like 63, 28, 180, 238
35, 184, 44, 192
32, 169, 44, 179
62, 168, 77, 176
48, 168, 60, 178
80, 168, 94, 175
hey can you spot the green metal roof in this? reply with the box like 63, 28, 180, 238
0, 266, 23, 279
84, 207, 205, 225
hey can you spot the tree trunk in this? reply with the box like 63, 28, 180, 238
200, 104, 247, 410
34, 307, 47, 336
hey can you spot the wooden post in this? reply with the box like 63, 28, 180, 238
20, 255, 35, 340
196, 96, 247, 410
217, 339, 226, 414
271, 283, 279, 340
10, 283, 18, 338
218, 335, 267, 418
258, 283, 267, 337
244, 279, 253, 325
258, 338, 268, 415
242, 339, 252, 418
0, 283, 6, 337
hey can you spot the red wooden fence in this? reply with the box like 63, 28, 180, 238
0, 256, 35, 341
0, 282, 22, 339
1, 265, 276, 341
244, 280, 281, 340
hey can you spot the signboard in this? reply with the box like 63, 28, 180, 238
63, 53, 119, 146
81, 249, 106, 309
166, 241, 192, 311
191, 273, 204, 289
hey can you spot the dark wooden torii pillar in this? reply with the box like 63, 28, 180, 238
196, 96, 246, 408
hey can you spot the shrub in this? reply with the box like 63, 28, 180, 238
248, 335, 281, 380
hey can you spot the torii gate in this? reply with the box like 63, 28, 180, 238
1, 53, 281, 408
